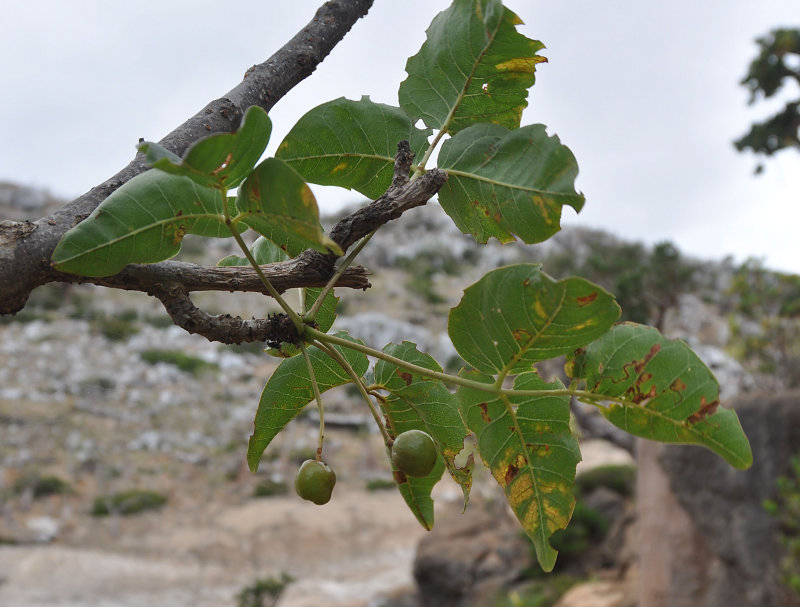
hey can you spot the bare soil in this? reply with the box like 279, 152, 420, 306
0, 431, 462, 607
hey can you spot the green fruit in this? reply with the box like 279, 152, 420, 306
294, 459, 336, 505
391, 429, 437, 477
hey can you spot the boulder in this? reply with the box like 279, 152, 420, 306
638, 390, 800, 607
413, 505, 533, 607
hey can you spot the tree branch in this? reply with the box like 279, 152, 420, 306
0, 0, 374, 315
153, 141, 448, 344
293, 140, 449, 278
152, 286, 301, 346
54, 258, 371, 295
1, 0, 450, 348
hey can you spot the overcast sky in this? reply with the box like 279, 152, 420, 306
2, 1, 798, 273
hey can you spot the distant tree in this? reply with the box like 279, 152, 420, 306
735, 28, 800, 172
646, 241, 697, 331
728, 258, 800, 388
546, 238, 696, 330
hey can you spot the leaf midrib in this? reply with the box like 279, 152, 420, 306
444, 168, 581, 200
55, 210, 224, 264
283, 152, 394, 163
496, 280, 566, 380
494, 392, 557, 566
436, 0, 505, 136
608, 398, 748, 468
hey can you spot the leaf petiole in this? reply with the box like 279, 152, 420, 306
411, 128, 449, 181
306, 326, 627, 405
228, 225, 304, 331
301, 343, 326, 461
306, 231, 374, 322
313, 339, 393, 446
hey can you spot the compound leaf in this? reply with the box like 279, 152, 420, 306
247, 332, 368, 472
276, 96, 431, 200
449, 264, 620, 376
567, 323, 753, 469
459, 370, 580, 572
438, 123, 584, 245
139, 106, 271, 189
52, 171, 227, 277
399, 0, 545, 135
235, 157, 342, 256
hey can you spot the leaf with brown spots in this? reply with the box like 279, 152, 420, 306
458, 370, 580, 572
448, 264, 620, 376
399, 0, 546, 135
139, 105, 272, 190
276, 97, 431, 200
567, 323, 752, 469
438, 123, 585, 245
235, 157, 342, 256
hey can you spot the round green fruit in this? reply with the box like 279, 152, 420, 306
294, 459, 336, 505
391, 429, 438, 477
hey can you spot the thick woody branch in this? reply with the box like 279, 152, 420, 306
0, 0, 373, 315
54, 258, 371, 294
152, 286, 300, 346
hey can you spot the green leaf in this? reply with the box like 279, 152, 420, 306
448, 264, 620, 376
246, 332, 368, 472
567, 323, 753, 469
399, 0, 545, 135
52, 171, 227, 277
373, 341, 473, 519
373, 345, 446, 530
234, 157, 342, 256
458, 370, 580, 572
276, 96, 431, 199
394, 458, 445, 531
217, 235, 291, 267
306, 288, 338, 335
139, 106, 271, 189
437, 123, 585, 245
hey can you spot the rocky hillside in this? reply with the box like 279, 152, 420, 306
1, 187, 797, 606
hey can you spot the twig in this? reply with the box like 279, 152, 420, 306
150, 143, 447, 344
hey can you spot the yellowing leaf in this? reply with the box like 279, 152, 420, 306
399, 0, 546, 134
449, 264, 620, 376
458, 371, 580, 571
438, 123, 584, 245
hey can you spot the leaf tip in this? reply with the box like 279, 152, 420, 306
535, 544, 558, 573
326, 240, 344, 257
246, 436, 263, 473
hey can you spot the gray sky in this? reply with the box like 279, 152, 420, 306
2, 1, 798, 273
